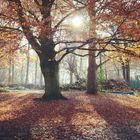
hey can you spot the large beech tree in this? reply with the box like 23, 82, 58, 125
8, 0, 63, 100
0, 0, 89, 100
0, 0, 61, 100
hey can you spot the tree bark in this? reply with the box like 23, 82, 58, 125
39, 57, 65, 100
8, 59, 13, 85
25, 46, 30, 85
20, 62, 24, 84
40, 72, 43, 87
11, 0, 64, 100
122, 61, 130, 84
87, 51, 97, 94
8, 64, 11, 85
87, 0, 97, 94
35, 58, 38, 85
11, 63, 15, 84
122, 64, 126, 80
125, 62, 130, 84
70, 71, 73, 84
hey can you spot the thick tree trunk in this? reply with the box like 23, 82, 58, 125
39, 58, 65, 100
87, 51, 97, 94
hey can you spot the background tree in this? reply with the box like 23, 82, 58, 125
87, 0, 97, 94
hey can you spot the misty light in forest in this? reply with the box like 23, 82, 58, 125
71, 16, 83, 28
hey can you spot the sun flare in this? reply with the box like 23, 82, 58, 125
71, 16, 83, 28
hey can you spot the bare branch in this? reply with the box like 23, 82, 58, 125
0, 26, 22, 33
71, 52, 89, 57
97, 58, 110, 69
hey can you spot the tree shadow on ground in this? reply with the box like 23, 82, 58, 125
88, 94, 140, 140
0, 93, 140, 140
0, 94, 90, 140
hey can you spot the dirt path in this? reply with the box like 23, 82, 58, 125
0, 92, 140, 140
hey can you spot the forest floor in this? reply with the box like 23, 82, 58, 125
0, 91, 140, 140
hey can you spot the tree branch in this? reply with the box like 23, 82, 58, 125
97, 58, 110, 69
8, 0, 41, 54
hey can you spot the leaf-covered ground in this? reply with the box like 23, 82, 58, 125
0, 92, 140, 140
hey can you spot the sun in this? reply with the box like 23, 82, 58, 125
71, 16, 83, 28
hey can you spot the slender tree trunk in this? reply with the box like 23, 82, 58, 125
35, 58, 38, 85
105, 62, 108, 80
8, 59, 12, 85
74, 71, 80, 82
25, 46, 30, 84
20, 62, 24, 84
114, 62, 120, 77
11, 63, 15, 84
122, 64, 126, 80
87, 0, 97, 94
125, 62, 130, 84
70, 71, 73, 84
40, 72, 43, 87
8, 64, 11, 84
122, 61, 130, 84
39, 57, 65, 100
